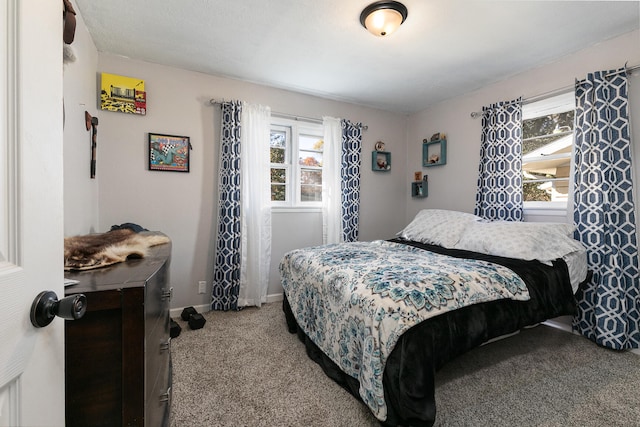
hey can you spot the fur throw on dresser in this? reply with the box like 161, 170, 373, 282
64, 228, 170, 270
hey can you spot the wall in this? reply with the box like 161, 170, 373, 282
63, 1, 99, 236
405, 30, 640, 225
94, 55, 408, 310
64, 13, 639, 313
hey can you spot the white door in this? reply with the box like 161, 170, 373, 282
0, 0, 65, 425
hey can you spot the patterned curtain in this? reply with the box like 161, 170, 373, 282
572, 69, 640, 350
341, 120, 363, 242
474, 99, 523, 221
212, 101, 243, 311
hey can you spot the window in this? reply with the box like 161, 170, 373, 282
269, 118, 324, 207
522, 92, 575, 209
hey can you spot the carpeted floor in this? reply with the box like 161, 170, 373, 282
170, 302, 640, 427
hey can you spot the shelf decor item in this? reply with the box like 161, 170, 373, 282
423, 137, 447, 167
372, 150, 391, 171
411, 180, 428, 198
149, 133, 190, 172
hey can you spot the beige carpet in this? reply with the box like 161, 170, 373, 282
170, 302, 640, 427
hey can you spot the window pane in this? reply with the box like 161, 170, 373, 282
301, 169, 322, 185
299, 151, 323, 167
524, 182, 552, 202
299, 135, 323, 151
270, 147, 285, 164
270, 130, 286, 148
524, 180, 569, 202
523, 156, 570, 202
270, 168, 286, 183
300, 169, 322, 202
522, 110, 574, 154
301, 185, 322, 202
523, 133, 576, 156
523, 158, 570, 180
521, 95, 574, 206
271, 184, 286, 201
270, 130, 286, 164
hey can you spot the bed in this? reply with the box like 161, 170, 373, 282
280, 210, 588, 427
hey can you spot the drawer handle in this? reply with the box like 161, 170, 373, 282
160, 387, 171, 404
161, 287, 173, 301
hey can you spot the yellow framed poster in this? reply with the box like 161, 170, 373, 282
100, 72, 146, 115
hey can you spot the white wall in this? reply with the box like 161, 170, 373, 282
93, 55, 408, 309
405, 30, 640, 225
63, 1, 99, 236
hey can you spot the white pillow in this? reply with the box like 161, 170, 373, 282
397, 209, 483, 248
454, 221, 584, 263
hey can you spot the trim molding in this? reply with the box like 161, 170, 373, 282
170, 292, 284, 317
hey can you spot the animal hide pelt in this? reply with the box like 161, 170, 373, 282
64, 228, 170, 270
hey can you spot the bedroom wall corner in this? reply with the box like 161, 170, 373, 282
63, 0, 100, 236
404, 29, 640, 226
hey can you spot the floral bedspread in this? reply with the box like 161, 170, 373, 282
280, 240, 529, 421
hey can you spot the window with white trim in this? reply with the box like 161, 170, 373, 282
269, 118, 324, 207
522, 92, 575, 210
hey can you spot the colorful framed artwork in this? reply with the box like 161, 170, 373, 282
148, 133, 190, 172
100, 72, 147, 115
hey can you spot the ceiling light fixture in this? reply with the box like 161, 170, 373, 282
360, 1, 408, 37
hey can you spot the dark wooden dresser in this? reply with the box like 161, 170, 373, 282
64, 239, 172, 427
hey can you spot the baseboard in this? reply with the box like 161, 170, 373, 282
170, 303, 210, 318
543, 317, 640, 356
266, 292, 284, 303
542, 316, 574, 334
170, 292, 283, 318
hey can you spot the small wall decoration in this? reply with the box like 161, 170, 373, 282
414, 171, 422, 181
100, 72, 147, 115
84, 111, 98, 178
149, 133, 190, 172
372, 150, 391, 171
430, 132, 445, 141
423, 134, 447, 167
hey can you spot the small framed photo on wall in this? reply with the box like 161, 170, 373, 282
148, 133, 190, 172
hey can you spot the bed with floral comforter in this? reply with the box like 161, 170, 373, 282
280, 210, 583, 427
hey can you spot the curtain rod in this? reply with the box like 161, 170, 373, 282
469, 63, 640, 119
209, 99, 368, 130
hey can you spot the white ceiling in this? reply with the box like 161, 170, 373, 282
73, 0, 639, 114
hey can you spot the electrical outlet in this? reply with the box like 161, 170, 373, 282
198, 281, 206, 294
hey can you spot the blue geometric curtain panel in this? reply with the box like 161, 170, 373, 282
474, 98, 523, 221
341, 120, 362, 242
572, 69, 640, 350
212, 101, 243, 311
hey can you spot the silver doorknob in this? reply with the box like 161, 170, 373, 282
30, 290, 87, 328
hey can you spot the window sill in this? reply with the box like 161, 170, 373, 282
271, 206, 322, 214
523, 202, 568, 217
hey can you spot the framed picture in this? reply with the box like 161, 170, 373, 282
100, 73, 146, 115
148, 133, 190, 172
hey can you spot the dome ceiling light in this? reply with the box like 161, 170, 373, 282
360, 1, 408, 37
